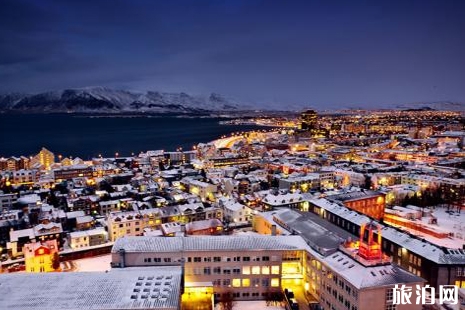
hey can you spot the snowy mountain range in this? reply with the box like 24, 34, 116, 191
0, 87, 463, 113
0, 87, 251, 114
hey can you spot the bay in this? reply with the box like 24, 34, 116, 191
0, 114, 265, 159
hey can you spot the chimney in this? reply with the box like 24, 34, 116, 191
118, 248, 126, 268
271, 224, 277, 236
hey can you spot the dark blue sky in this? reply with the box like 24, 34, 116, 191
1, 0, 464, 108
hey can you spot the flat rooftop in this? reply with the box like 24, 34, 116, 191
0, 267, 182, 310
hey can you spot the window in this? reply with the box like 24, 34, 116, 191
223, 269, 231, 275
386, 305, 396, 310
262, 279, 269, 287
243, 256, 250, 262
262, 266, 270, 274
154, 258, 161, 263
271, 278, 279, 287
386, 289, 393, 302
213, 267, 221, 274
187, 257, 192, 263
232, 279, 241, 287
213, 256, 221, 262
204, 257, 211, 262
204, 267, 211, 275
164, 258, 171, 263
271, 266, 280, 274
222, 279, 231, 286
243, 266, 250, 275
144, 258, 151, 263
233, 268, 240, 275
252, 278, 260, 287
252, 266, 260, 275
242, 279, 250, 287
262, 256, 270, 261
457, 267, 463, 277
194, 257, 201, 263
233, 256, 241, 262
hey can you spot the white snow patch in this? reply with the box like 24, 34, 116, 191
73, 254, 112, 272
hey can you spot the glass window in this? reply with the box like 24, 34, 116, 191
242, 279, 250, 287
271, 278, 280, 287
252, 266, 260, 275
262, 266, 270, 274
242, 266, 250, 275
271, 266, 280, 274
232, 279, 241, 287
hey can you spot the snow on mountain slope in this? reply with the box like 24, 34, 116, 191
0, 87, 250, 113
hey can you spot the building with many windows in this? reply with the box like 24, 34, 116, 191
111, 234, 423, 310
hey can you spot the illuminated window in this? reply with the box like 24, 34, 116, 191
38, 249, 44, 255
252, 266, 260, 275
271, 266, 280, 274
242, 266, 250, 275
242, 279, 250, 287
262, 266, 270, 274
271, 278, 280, 287
232, 279, 241, 287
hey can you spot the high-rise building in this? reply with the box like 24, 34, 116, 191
300, 109, 318, 131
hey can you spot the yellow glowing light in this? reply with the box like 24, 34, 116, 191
232, 278, 241, 287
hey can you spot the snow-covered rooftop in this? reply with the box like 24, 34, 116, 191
112, 235, 310, 253
309, 198, 465, 264
324, 251, 424, 289
0, 267, 182, 310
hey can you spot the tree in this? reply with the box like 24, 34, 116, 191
218, 291, 236, 310
51, 252, 60, 271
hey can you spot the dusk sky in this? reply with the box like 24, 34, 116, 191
1, 0, 465, 108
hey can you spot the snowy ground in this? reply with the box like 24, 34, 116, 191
215, 301, 285, 310
72, 254, 112, 272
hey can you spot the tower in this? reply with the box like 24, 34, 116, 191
358, 222, 382, 260
300, 109, 318, 131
